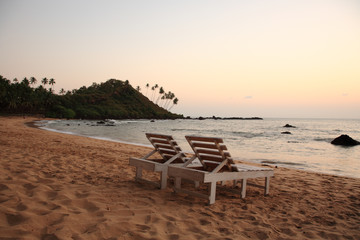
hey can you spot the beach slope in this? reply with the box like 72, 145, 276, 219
0, 117, 359, 239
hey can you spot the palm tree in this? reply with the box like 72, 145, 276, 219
169, 98, 178, 111
49, 78, 55, 86
160, 95, 166, 108
59, 88, 65, 95
151, 86, 155, 101
13, 78, 18, 83
169, 93, 176, 109
145, 83, 149, 97
152, 84, 158, 102
162, 92, 168, 108
21, 77, 30, 86
156, 87, 164, 105
30, 77, 37, 85
48, 78, 55, 93
136, 86, 141, 92
164, 91, 174, 109
41, 77, 48, 86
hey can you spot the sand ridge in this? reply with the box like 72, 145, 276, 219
0, 116, 359, 239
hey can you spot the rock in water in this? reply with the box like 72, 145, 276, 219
331, 135, 360, 146
283, 124, 296, 128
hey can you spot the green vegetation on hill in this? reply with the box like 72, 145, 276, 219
0, 75, 182, 119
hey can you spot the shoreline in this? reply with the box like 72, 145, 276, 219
30, 118, 360, 179
1, 116, 359, 239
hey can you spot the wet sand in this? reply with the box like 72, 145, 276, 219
0, 116, 359, 239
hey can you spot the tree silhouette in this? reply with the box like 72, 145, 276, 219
48, 78, 56, 93
156, 87, 164, 105
164, 91, 175, 109
152, 84, 158, 102
49, 78, 55, 86
169, 98, 178, 111
21, 77, 30, 86
145, 83, 149, 97
151, 86, 155, 101
30, 77, 37, 85
1, 76, 182, 118
41, 77, 48, 86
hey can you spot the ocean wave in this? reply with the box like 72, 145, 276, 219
231, 131, 264, 138
313, 137, 333, 142
39, 127, 77, 135
260, 160, 306, 166
171, 128, 202, 132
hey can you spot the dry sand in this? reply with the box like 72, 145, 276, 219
0, 116, 359, 240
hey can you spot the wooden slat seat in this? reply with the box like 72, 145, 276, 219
167, 135, 274, 204
129, 133, 195, 189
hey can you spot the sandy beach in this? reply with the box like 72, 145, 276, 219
0, 116, 359, 240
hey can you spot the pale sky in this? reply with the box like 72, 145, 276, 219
1, 0, 359, 118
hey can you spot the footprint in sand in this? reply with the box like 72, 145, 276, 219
40, 233, 59, 240
39, 201, 61, 211
136, 224, 151, 232
199, 219, 211, 225
166, 221, 176, 233
48, 184, 63, 191
163, 215, 176, 222
144, 214, 151, 224
75, 190, 90, 198
16, 202, 28, 211
80, 199, 99, 212
255, 230, 270, 239
5, 212, 27, 226
218, 227, 232, 235
280, 227, 296, 237
0, 183, 9, 191
23, 183, 37, 197
48, 213, 69, 226
46, 191, 58, 200
23, 183, 37, 190
36, 177, 55, 185
168, 234, 180, 240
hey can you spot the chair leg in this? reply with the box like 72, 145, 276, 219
136, 167, 142, 180
175, 177, 181, 190
209, 182, 217, 204
160, 170, 167, 190
265, 177, 270, 195
241, 179, 247, 198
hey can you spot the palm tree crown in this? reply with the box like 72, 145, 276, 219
41, 78, 48, 86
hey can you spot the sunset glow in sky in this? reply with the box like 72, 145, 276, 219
1, 0, 359, 118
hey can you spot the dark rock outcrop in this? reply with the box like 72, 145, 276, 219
281, 131, 292, 134
331, 135, 360, 146
283, 124, 296, 128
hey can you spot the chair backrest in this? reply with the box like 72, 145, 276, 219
146, 133, 186, 163
185, 136, 234, 172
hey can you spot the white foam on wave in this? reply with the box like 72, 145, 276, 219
37, 121, 152, 148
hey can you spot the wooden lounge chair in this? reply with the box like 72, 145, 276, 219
167, 136, 274, 204
129, 133, 195, 189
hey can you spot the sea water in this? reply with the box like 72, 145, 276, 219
38, 118, 360, 178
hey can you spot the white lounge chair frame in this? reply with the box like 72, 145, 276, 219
168, 136, 274, 204
129, 133, 193, 189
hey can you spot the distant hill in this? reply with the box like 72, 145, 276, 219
0, 75, 182, 119
48, 79, 182, 119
